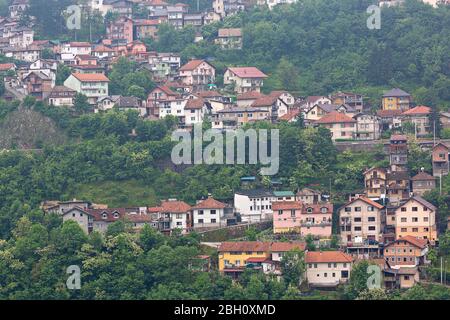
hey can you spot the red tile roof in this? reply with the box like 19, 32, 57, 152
218, 28, 242, 37
305, 251, 353, 264
315, 111, 356, 124
411, 171, 435, 181
236, 91, 265, 100
270, 242, 306, 252
71, 73, 110, 82
195, 90, 222, 98
185, 98, 205, 110
377, 109, 403, 117
179, 59, 212, 71
227, 67, 267, 79
279, 109, 300, 121
402, 105, 431, 116
160, 200, 191, 213
246, 257, 268, 263
342, 196, 384, 210
192, 197, 227, 209
0, 63, 15, 71
272, 201, 303, 211
389, 235, 429, 249
70, 42, 92, 47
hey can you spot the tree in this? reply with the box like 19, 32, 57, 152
344, 260, 371, 300
305, 234, 316, 251
280, 249, 305, 287
73, 93, 90, 114
356, 288, 389, 300
245, 226, 258, 241
56, 64, 71, 86
127, 85, 146, 100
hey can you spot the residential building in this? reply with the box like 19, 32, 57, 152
383, 236, 429, 268
331, 91, 364, 113
395, 196, 438, 243
22, 71, 53, 100
353, 113, 381, 140
440, 111, 450, 129
147, 85, 181, 117
218, 242, 271, 278
47, 85, 76, 107
64, 73, 110, 104
296, 188, 323, 204
305, 104, 356, 122
216, 28, 243, 49
178, 59, 216, 91
383, 266, 420, 289
382, 88, 412, 111
60, 42, 92, 64
272, 201, 303, 234
167, 5, 186, 29
432, 143, 449, 177
251, 93, 289, 121
377, 109, 403, 131
315, 111, 357, 141
159, 199, 192, 234
224, 66, 267, 93
3, 45, 41, 62
411, 171, 436, 196
386, 170, 410, 205
134, 19, 159, 40
191, 196, 228, 229
61, 207, 94, 234
184, 13, 204, 28
364, 167, 387, 200
234, 189, 275, 222
107, 16, 134, 44
212, 105, 270, 129
92, 45, 116, 59
184, 97, 208, 126
389, 134, 408, 172
235, 91, 265, 107
305, 251, 353, 288
147, 52, 181, 81
301, 96, 332, 111
300, 203, 333, 238
401, 105, 431, 137
338, 197, 384, 245
9, 0, 29, 19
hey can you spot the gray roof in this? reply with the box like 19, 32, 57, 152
383, 88, 411, 97
116, 96, 140, 108
235, 189, 274, 198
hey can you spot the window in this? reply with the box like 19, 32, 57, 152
210, 210, 216, 215
412, 217, 418, 222
324, 273, 328, 277
412, 207, 418, 212
320, 207, 328, 213
368, 226, 376, 231
354, 226, 362, 231
198, 210, 204, 215
354, 207, 361, 212
354, 217, 362, 222
368, 217, 376, 222
368, 206, 374, 212
401, 217, 407, 222
198, 219, 204, 224
401, 228, 407, 232
345, 207, 351, 212
211, 219, 216, 223
401, 207, 407, 212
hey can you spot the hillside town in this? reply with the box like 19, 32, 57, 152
0, 0, 449, 303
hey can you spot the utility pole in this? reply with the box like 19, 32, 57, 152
440, 173, 442, 195
441, 256, 443, 285
433, 120, 436, 146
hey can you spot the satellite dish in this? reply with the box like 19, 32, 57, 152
420, 167, 425, 172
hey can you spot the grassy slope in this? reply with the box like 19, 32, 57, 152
68, 180, 159, 208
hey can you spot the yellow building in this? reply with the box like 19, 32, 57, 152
218, 242, 271, 277
382, 88, 412, 111
395, 196, 438, 243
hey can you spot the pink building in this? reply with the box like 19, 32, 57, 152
273, 201, 303, 234
300, 203, 333, 238
273, 201, 333, 238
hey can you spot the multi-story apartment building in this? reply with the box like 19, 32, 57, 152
191, 196, 229, 229
383, 235, 429, 268
353, 113, 381, 140
432, 143, 449, 177
338, 197, 384, 245
224, 66, 267, 94
64, 73, 110, 104
382, 88, 412, 111
272, 201, 303, 234
395, 196, 438, 243
401, 105, 432, 137
106, 16, 134, 44
389, 134, 408, 172
411, 171, 436, 196
364, 167, 387, 199
216, 28, 243, 49
315, 111, 357, 141
234, 189, 275, 222
330, 91, 364, 112
178, 59, 216, 91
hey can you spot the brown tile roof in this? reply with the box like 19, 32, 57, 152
72, 73, 110, 82
251, 95, 278, 107
302, 203, 334, 214
305, 251, 353, 264
279, 109, 300, 121
179, 59, 212, 71
160, 200, 191, 213
155, 85, 179, 97
218, 241, 271, 253
185, 98, 204, 110
390, 134, 407, 141
218, 28, 242, 37
93, 45, 115, 52
411, 171, 435, 181
270, 242, 306, 252
391, 235, 429, 249
236, 91, 265, 100
315, 111, 356, 124
192, 197, 227, 209
0, 63, 15, 71
70, 42, 92, 47
272, 201, 303, 211
87, 208, 126, 222
376, 109, 403, 117
402, 105, 431, 116
227, 67, 267, 79
195, 90, 222, 98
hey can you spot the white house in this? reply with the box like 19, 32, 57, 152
234, 189, 275, 222
192, 196, 227, 229
305, 251, 353, 288
60, 42, 92, 64
64, 73, 110, 104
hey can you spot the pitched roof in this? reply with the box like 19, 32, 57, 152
69, 42, 92, 48
305, 251, 353, 264
411, 171, 435, 181
383, 88, 411, 97
279, 109, 300, 121
236, 91, 265, 100
218, 241, 271, 252
154, 85, 179, 97
272, 201, 303, 211
227, 67, 267, 79
192, 197, 227, 210
0, 63, 15, 71
315, 111, 356, 124
302, 203, 334, 214
251, 95, 279, 107
195, 90, 222, 98
218, 28, 242, 37
71, 73, 110, 82
270, 242, 306, 252
235, 189, 273, 198
390, 134, 407, 141
343, 197, 384, 210
160, 200, 191, 213
402, 105, 431, 116
408, 196, 437, 211
376, 109, 403, 118
394, 235, 429, 249
185, 98, 205, 110
179, 59, 213, 71
87, 208, 126, 222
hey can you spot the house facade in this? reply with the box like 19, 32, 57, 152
224, 66, 267, 93
178, 59, 216, 91
305, 251, 353, 288
64, 73, 110, 104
